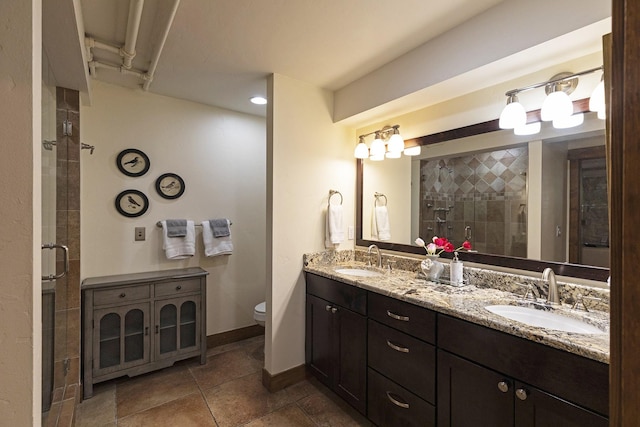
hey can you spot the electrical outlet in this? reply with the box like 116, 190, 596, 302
135, 227, 146, 241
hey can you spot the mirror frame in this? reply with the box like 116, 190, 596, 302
356, 98, 610, 282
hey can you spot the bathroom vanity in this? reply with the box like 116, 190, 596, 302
304, 254, 609, 427
81, 267, 208, 399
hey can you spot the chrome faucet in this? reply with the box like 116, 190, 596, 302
367, 244, 382, 268
542, 267, 560, 305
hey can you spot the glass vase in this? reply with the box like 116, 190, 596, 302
421, 255, 444, 281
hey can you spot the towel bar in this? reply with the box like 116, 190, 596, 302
374, 192, 388, 207
329, 189, 343, 205
156, 221, 232, 228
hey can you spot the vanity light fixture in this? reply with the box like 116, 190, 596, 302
499, 66, 604, 135
514, 121, 541, 136
354, 125, 415, 160
553, 112, 584, 129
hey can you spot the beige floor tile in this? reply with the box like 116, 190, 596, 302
75, 383, 116, 427
243, 404, 316, 427
118, 392, 215, 427
298, 392, 373, 427
116, 365, 199, 418
203, 372, 295, 426
190, 348, 262, 390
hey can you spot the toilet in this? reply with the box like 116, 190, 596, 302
254, 302, 266, 327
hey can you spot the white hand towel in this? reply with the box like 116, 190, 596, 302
373, 206, 391, 241
161, 220, 196, 259
325, 204, 344, 248
202, 220, 233, 256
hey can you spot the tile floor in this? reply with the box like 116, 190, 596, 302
74, 335, 372, 426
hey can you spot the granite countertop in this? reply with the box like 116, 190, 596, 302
304, 260, 610, 364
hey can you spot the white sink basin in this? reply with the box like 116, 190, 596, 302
485, 305, 604, 334
334, 268, 383, 278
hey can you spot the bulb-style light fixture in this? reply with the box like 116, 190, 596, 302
553, 112, 584, 129
499, 66, 604, 135
354, 125, 417, 161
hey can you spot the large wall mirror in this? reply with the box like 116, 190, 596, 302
356, 100, 610, 282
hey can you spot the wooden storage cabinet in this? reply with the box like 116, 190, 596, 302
82, 268, 208, 399
437, 315, 608, 426
305, 273, 367, 415
367, 292, 437, 426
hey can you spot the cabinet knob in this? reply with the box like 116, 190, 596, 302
325, 305, 332, 312
516, 388, 529, 401
176, 285, 182, 290
386, 391, 410, 409
331, 307, 338, 314
119, 293, 126, 298
497, 381, 509, 393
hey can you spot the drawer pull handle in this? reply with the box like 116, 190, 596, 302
145, 326, 149, 336
386, 310, 409, 322
386, 391, 410, 409
386, 340, 409, 353
155, 325, 159, 334
119, 293, 126, 298
176, 285, 182, 290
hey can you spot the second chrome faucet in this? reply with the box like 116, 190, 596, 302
542, 267, 560, 305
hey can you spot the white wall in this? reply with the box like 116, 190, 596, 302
81, 81, 266, 335
266, 73, 354, 375
0, 0, 41, 423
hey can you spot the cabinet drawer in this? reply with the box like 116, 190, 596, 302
368, 368, 435, 427
93, 285, 150, 306
306, 273, 366, 315
368, 319, 436, 403
368, 292, 435, 343
155, 279, 201, 297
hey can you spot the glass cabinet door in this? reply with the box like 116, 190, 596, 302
94, 303, 150, 375
156, 296, 200, 359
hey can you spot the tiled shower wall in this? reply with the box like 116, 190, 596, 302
45, 87, 81, 427
419, 146, 528, 256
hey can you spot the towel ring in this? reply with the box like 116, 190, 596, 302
329, 189, 343, 205
374, 192, 387, 207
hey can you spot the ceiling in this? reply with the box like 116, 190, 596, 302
76, 0, 505, 117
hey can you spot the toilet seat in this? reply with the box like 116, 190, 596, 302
254, 302, 266, 326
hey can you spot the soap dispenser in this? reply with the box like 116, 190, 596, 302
450, 251, 463, 285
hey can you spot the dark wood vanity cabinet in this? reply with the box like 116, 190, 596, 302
304, 273, 609, 426
367, 292, 437, 426
305, 273, 367, 414
82, 268, 208, 399
437, 315, 608, 427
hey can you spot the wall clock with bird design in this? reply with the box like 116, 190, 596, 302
115, 189, 149, 217
116, 148, 150, 177
155, 173, 185, 199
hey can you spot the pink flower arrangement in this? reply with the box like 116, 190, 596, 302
414, 236, 472, 256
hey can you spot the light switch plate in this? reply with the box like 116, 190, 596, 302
135, 227, 146, 241
348, 225, 354, 240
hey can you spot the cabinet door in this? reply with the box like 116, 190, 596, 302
155, 295, 201, 360
437, 350, 513, 427
305, 294, 334, 386
334, 302, 367, 415
93, 303, 151, 377
305, 293, 367, 415
514, 381, 608, 427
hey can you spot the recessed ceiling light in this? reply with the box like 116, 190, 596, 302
250, 96, 267, 105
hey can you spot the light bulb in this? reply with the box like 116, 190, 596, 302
354, 139, 369, 159
385, 150, 401, 159
541, 89, 573, 121
597, 108, 606, 120
387, 132, 405, 153
553, 113, 584, 129
369, 133, 385, 157
403, 146, 421, 156
589, 79, 605, 113
370, 152, 385, 161
499, 95, 527, 129
514, 121, 541, 136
